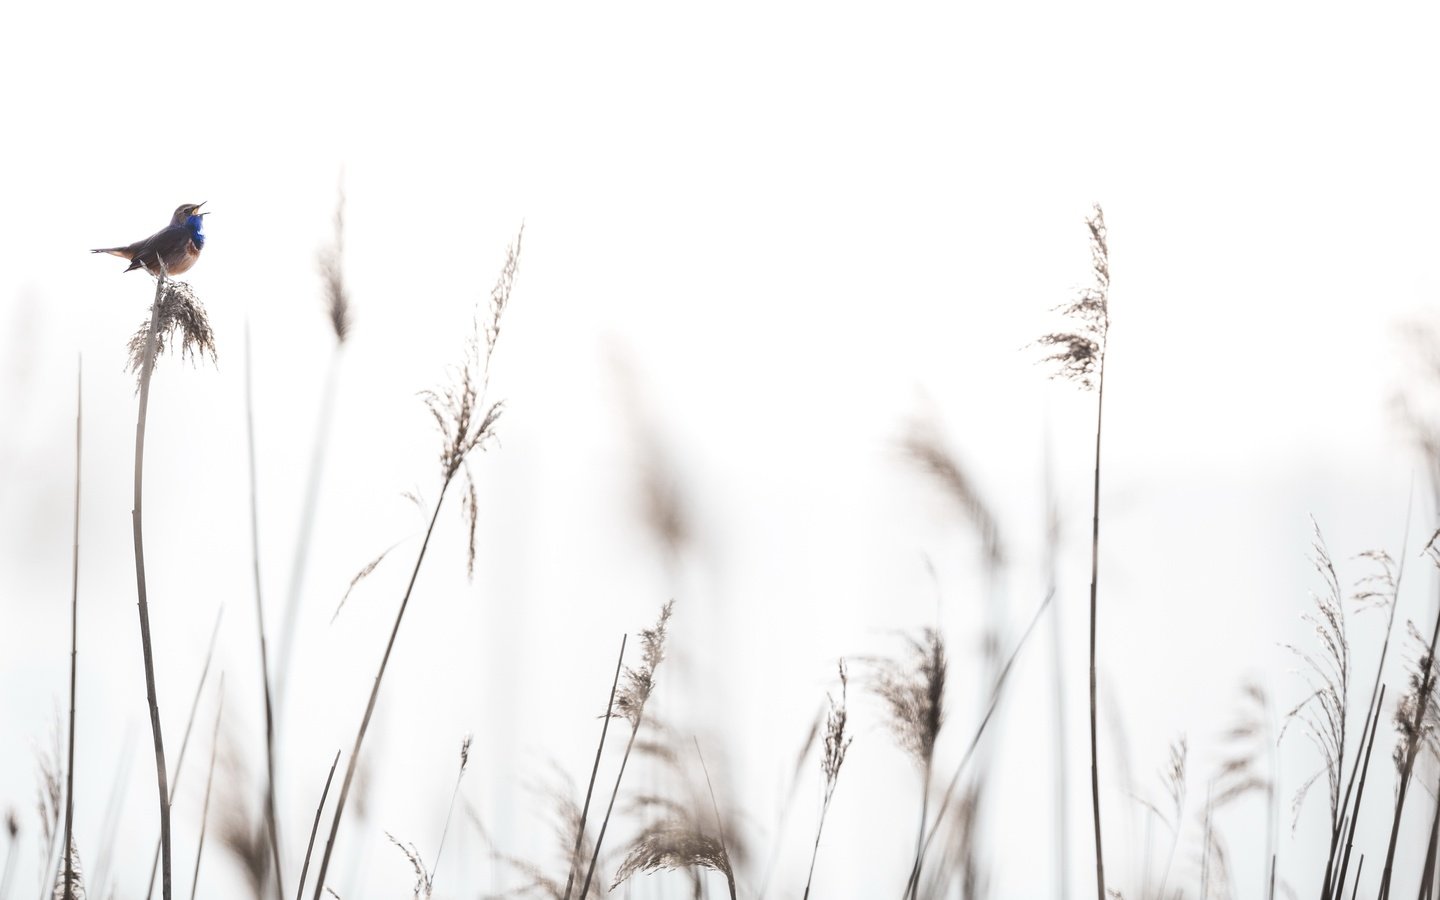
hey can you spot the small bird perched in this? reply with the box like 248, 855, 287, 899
92, 203, 208, 276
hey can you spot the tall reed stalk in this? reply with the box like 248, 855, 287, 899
60, 359, 81, 900
1036, 204, 1111, 900
244, 321, 285, 900
309, 229, 521, 899
124, 268, 215, 900
1377, 532, 1440, 899
131, 272, 174, 900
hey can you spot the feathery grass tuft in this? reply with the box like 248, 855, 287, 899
318, 186, 352, 345
126, 280, 216, 383
1281, 522, 1350, 833
610, 821, 734, 897
50, 838, 83, 900
385, 834, 432, 900
1035, 205, 1110, 391
872, 628, 946, 899
802, 660, 851, 900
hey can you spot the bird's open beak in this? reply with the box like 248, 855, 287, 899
195, 201, 207, 212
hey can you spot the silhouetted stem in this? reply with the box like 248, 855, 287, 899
1088, 364, 1106, 900
1335, 683, 1385, 900
245, 322, 286, 900
310, 476, 454, 900
1378, 600, 1440, 900
61, 358, 80, 900
296, 751, 341, 900
563, 634, 627, 900
189, 682, 224, 900
146, 610, 224, 900
132, 274, 174, 900
694, 738, 736, 900
579, 722, 642, 899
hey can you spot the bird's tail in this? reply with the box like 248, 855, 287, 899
91, 247, 132, 258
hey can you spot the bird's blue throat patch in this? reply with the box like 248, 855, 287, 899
186, 214, 206, 248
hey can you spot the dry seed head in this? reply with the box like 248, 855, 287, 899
615, 600, 675, 728
610, 820, 733, 891
822, 660, 853, 792
1034, 203, 1110, 391
318, 186, 351, 344
872, 628, 947, 769
385, 833, 433, 900
52, 836, 85, 900
125, 280, 217, 385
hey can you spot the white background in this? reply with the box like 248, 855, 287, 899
1, 2, 1438, 897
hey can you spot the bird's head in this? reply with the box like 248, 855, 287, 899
171, 202, 206, 225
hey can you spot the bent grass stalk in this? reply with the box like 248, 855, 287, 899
131, 272, 174, 900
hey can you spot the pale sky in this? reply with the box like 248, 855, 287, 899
2, 2, 1440, 898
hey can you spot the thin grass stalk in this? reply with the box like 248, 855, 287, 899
1417, 778, 1440, 900
430, 735, 472, 892
1044, 430, 1070, 900
801, 789, 832, 900
578, 722, 642, 899
903, 771, 931, 900
1353, 856, 1365, 900
245, 321, 286, 900
562, 634, 627, 900
694, 738, 737, 900
1087, 358, 1107, 900
146, 610, 223, 899
1329, 521, 1412, 900
309, 478, 454, 900
277, 181, 350, 707
61, 358, 80, 900
93, 728, 137, 900
275, 353, 341, 705
1378, 595, 1440, 900
189, 681, 224, 900
296, 751, 341, 900
131, 271, 174, 900
1327, 686, 1381, 900
1336, 684, 1385, 900
803, 664, 850, 900
904, 589, 1052, 895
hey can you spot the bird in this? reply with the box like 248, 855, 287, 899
92, 203, 208, 276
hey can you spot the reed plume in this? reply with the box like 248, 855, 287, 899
802, 660, 852, 900
1034, 203, 1111, 900
872, 628, 946, 899
309, 227, 522, 900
